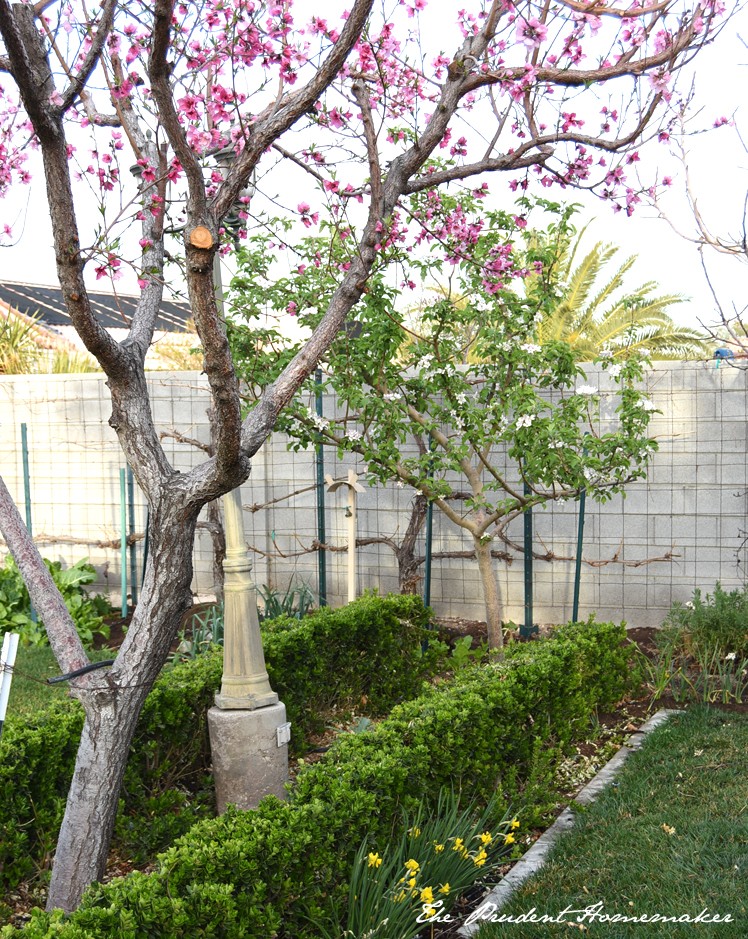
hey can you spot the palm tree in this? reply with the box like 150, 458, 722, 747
536, 235, 712, 360
0, 309, 43, 374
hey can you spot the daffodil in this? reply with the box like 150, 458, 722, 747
511, 818, 520, 830
434, 843, 445, 853
367, 852, 382, 869
420, 887, 434, 903
408, 877, 417, 889
404, 859, 420, 872
394, 890, 406, 902
452, 838, 464, 853
474, 848, 488, 867
410, 826, 421, 838
424, 906, 437, 919
479, 831, 493, 846
504, 833, 515, 845
439, 883, 450, 895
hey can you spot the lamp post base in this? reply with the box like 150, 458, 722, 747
208, 702, 289, 813
214, 690, 279, 710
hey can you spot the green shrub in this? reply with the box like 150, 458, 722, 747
2, 616, 634, 939
0, 593, 440, 888
659, 582, 748, 659
0, 556, 110, 647
0, 702, 85, 887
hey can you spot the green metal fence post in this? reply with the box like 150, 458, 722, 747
572, 485, 587, 623
127, 466, 137, 608
520, 462, 537, 638
20, 424, 36, 624
315, 369, 327, 606
120, 468, 127, 618
141, 507, 149, 589
572, 436, 589, 623
423, 438, 435, 613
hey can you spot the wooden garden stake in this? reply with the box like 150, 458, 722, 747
325, 469, 365, 604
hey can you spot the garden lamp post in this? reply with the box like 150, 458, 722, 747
208, 152, 276, 710
205, 144, 289, 812
131, 145, 288, 810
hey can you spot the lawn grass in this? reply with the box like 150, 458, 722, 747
473, 706, 748, 938
5, 642, 117, 723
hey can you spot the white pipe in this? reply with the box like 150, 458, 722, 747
0, 632, 20, 723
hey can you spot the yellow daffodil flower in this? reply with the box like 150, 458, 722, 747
394, 890, 406, 902
367, 852, 382, 869
410, 826, 421, 838
434, 843, 445, 853
511, 818, 520, 830
474, 848, 488, 867
479, 831, 493, 846
420, 887, 434, 903
424, 906, 437, 918
452, 838, 464, 852
439, 883, 450, 895
504, 833, 515, 846
404, 859, 420, 872
409, 877, 417, 889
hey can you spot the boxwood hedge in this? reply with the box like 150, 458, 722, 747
3, 616, 635, 939
0, 593, 438, 889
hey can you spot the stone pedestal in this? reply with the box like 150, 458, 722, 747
208, 702, 289, 813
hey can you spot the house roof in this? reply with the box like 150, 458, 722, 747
0, 280, 192, 333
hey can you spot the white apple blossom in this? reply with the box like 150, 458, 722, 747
576, 385, 598, 396
306, 406, 329, 431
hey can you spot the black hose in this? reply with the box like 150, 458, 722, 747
47, 659, 115, 684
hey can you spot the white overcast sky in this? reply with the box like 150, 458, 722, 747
1, 2, 747, 335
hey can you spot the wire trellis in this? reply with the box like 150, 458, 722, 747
0, 361, 744, 628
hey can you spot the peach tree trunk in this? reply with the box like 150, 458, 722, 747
44, 505, 199, 912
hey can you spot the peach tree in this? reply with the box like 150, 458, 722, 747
0, 0, 719, 912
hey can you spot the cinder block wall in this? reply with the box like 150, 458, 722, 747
0, 361, 744, 628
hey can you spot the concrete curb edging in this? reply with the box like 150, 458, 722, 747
457, 708, 685, 936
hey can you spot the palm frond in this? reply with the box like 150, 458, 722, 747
537, 233, 707, 361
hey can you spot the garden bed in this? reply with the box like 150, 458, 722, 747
9, 606, 739, 937
0, 616, 634, 938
